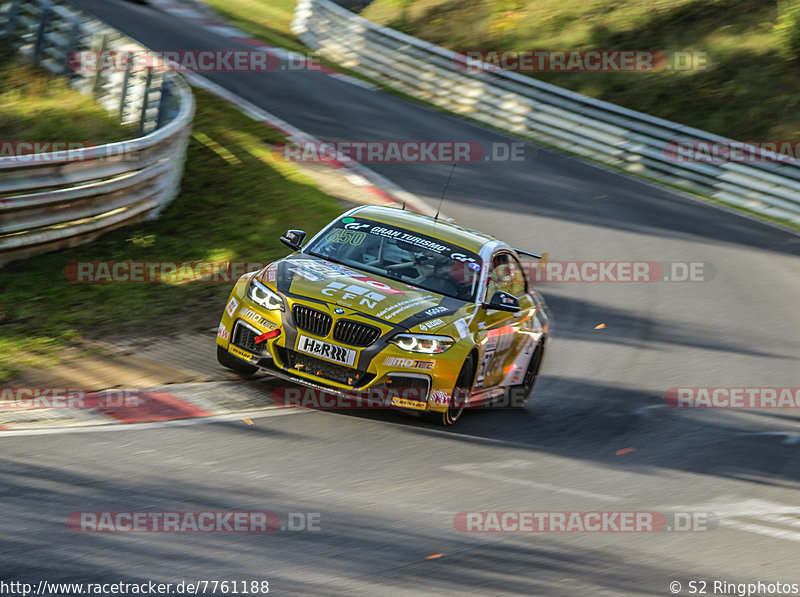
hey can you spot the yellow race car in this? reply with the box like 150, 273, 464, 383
216, 205, 549, 425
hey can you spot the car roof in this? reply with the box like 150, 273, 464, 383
347, 205, 499, 254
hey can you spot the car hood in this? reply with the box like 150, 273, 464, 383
268, 254, 467, 326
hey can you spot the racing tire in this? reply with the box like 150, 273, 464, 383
435, 355, 474, 426
509, 342, 544, 408
217, 345, 258, 375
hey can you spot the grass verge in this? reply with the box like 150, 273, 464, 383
361, 0, 800, 142
0, 45, 134, 142
0, 86, 344, 382
204, 0, 304, 53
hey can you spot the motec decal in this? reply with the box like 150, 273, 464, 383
296, 335, 356, 366
240, 308, 278, 329
383, 357, 434, 370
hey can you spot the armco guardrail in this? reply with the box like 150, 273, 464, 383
0, 0, 194, 267
293, 0, 800, 226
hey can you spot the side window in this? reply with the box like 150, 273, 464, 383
487, 253, 527, 298
507, 254, 527, 296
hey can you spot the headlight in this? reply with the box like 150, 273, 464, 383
247, 278, 284, 311
389, 334, 454, 354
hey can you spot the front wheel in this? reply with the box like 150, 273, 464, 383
217, 345, 258, 375
435, 355, 474, 426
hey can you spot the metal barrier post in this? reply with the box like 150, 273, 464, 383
32, 0, 51, 63
3, 0, 22, 37
138, 66, 153, 133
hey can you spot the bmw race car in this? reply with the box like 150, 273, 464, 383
216, 205, 549, 425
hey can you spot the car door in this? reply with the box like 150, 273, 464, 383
473, 251, 535, 390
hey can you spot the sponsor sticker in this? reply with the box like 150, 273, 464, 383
453, 318, 471, 339
225, 297, 239, 317
217, 323, 229, 341
296, 335, 356, 366
430, 390, 450, 404
321, 281, 389, 310
391, 397, 429, 410
420, 305, 449, 317
419, 318, 445, 332
228, 345, 253, 361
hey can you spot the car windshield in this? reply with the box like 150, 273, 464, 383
305, 216, 482, 302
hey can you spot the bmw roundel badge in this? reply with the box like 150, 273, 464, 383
334, 307, 345, 314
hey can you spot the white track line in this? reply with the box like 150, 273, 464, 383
0, 407, 311, 437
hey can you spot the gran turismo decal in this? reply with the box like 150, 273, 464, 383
296, 334, 357, 366
344, 217, 480, 265
343, 222, 370, 230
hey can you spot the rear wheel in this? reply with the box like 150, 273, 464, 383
436, 355, 474, 426
217, 345, 258, 375
510, 342, 544, 408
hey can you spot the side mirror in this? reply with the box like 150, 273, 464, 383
485, 290, 520, 313
280, 229, 306, 251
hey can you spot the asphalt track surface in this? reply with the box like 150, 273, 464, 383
3, 1, 800, 595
